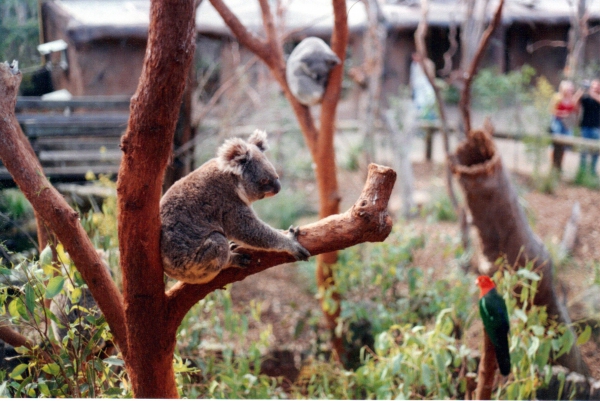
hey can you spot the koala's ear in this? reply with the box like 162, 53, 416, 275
217, 138, 250, 175
247, 129, 269, 152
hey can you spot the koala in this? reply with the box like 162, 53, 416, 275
160, 130, 311, 284
286, 37, 341, 106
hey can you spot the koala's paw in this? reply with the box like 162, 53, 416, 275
229, 251, 251, 269
229, 242, 251, 268
287, 226, 311, 261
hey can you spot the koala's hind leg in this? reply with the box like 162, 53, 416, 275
163, 231, 236, 284
228, 241, 251, 269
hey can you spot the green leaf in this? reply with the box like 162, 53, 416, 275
45, 276, 65, 299
24, 283, 35, 313
104, 387, 124, 396
41, 363, 60, 376
9, 363, 28, 379
576, 325, 592, 346
8, 298, 28, 321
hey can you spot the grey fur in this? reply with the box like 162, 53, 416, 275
160, 130, 311, 284
286, 37, 341, 106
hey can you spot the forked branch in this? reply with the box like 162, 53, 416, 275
459, 0, 504, 135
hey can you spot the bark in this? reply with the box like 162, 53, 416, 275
449, 128, 589, 376
314, 0, 347, 361
0, 62, 128, 355
475, 331, 497, 400
165, 164, 396, 331
360, 0, 387, 164
116, 0, 196, 397
565, 0, 588, 78
209, 0, 348, 362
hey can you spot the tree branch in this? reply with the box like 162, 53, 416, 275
209, 0, 271, 61
165, 163, 396, 331
0, 326, 36, 350
475, 330, 497, 400
459, 0, 504, 135
0, 62, 127, 354
210, 0, 320, 153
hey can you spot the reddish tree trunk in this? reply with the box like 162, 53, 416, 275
116, 0, 196, 397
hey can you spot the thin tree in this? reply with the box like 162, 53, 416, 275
0, 0, 396, 397
207, 0, 349, 361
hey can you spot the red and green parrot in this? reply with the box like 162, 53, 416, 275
476, 275, 511, 376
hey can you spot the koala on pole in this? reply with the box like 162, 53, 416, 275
286, 37, 341, 106
160, 130, 311, 284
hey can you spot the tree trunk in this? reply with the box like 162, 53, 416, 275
450, 129, 589, 376
565, 0, 588, 78
116, 0, 196, 396
359, 0, 386, 165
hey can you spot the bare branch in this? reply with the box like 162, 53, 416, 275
0, 63, 127, 354
527, 39, 568, 53
165, 164, 396, 331
209, 0, 271, 62
475, 331, 497, 400
459, 0, 504, 135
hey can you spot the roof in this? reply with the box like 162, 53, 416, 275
46, 0, 600, 44
383, 0, 600, 28
47, 0, 368, 44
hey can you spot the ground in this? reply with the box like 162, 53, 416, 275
231, 159, 600, 381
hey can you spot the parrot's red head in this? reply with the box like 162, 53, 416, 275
476, 275, 496, 297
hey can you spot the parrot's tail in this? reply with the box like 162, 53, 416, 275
496, 335, 511, 376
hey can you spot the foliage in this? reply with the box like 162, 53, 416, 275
177, 288, 287, 398
472, 65, 536, 110
0, 249, 128, 397
252, 187, 315, 231
0, 189, 33, 221
573, 168, 600, 190
421, 191, 458, 222
0, 189, 37, 255
490, 261, 583, 400
0, 0, 40, 69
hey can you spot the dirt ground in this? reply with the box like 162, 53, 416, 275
231, 159, 600, 381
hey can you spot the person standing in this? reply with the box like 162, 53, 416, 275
578, 79, 600, 176
549, 80, 581, 171
409, 52, 437, 121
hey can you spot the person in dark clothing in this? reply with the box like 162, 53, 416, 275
579, 79, 600, 175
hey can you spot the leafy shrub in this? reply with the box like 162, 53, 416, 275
0, 251, 128, 397
421, 191, 458, 222
472, 65, 536, 110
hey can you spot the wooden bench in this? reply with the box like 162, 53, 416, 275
0, 96, 131, 181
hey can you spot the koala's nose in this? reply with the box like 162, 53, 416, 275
271, 179, 281, 194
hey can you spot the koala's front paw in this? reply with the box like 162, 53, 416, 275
287, 226, 311, 261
